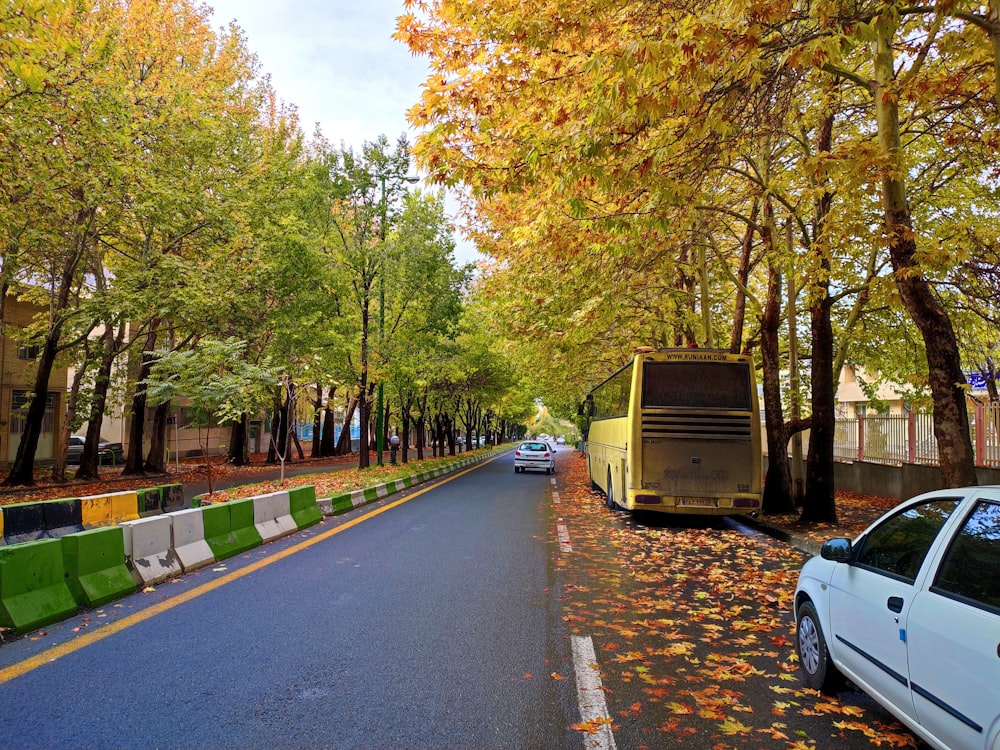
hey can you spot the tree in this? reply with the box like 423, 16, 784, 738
401, 0, 997, 519
144, 338, 276, 495
324, 134, 415, 469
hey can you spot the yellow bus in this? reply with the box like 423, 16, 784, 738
582, 347, 762, 516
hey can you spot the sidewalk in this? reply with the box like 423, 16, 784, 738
0, 453, 360, 507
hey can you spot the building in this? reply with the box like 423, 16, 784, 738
0, 294, 69, 468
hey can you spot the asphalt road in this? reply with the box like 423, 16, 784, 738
0, 451, 577, 750
0, 448, 924, 749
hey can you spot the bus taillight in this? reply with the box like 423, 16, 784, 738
635, 494, 660, 504
733, 498, 759, 508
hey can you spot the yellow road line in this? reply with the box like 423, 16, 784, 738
0, 459, 496, 685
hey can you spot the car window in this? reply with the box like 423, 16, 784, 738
854, 498, 960, 582
522, 442, 546, 451
932, 500, 1000, 612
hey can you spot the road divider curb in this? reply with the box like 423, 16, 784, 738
44, 498, 84, 538
120, 515, 182, 586
0, 538, 78, 633
317, 448, 509, 517
171, 508, 215, 573
61, 527, 137, 608
288, 485, 322, 529
252, 491, 297, 542
202, 498, 262, 561
0, 502, 46, 546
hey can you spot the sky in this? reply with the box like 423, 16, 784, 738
205, 0, 481, 266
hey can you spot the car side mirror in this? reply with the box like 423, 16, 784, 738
820, 538, 853, 563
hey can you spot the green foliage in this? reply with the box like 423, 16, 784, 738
144, 338, 277, 426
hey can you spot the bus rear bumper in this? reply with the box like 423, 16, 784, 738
631, 494, 761, 512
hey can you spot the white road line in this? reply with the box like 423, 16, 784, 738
571, 635, 618, 750
552, 492, 561, 505
556, 523, 572, 552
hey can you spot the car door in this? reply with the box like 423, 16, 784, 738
827, 497, 960, 725
906, 496, 1000, 750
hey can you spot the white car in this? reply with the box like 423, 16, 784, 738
794, 486, 1000, 750
513, 441, 555, 474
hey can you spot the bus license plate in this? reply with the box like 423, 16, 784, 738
679, 497, 716, 508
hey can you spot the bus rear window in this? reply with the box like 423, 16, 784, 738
642, 362, 752, 410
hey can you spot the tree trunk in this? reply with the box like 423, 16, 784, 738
75, 328, 120, 480
310, 388, 323, 458
730, 201, 758, 354
266, 390, 281, 464
124, 323, 159, 476
3, 327, 61, 487
144, 400, 170, 473
801, 110, 839, 524
873, 27, 977, 487
54, 344, 90, 483
321, 400, 337, 457
335, 395, 358, 456
759, 241, 795, 514
358, 291, 372, 470
401, 411, 411, 464
228, 415, 249, 466
800, 296, 839, 523
415, 416, 425, 460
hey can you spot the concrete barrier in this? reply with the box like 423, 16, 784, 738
43, 498, 84, 538
109, 491, 140, 525
0, 538, 78, 632
121, 515, 181, 585
252, 491, 297, 542
80, 494, 113, 528
1, 502, 46, 545
160, 484, 184, 511
61, 527, 137, 607
202, 499, 262, 561
288, 485, 322, 529
171, 508, 214, 572
137, 487, 163, 516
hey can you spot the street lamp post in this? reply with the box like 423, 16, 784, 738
375, 172, 418, 466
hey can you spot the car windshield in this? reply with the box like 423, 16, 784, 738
521, 442, 548, 452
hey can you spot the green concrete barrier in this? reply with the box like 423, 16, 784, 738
61, 527, 137, 608
288, 485, 322, 529
202, 499, 262, 561
329, 494, 353, 515
0, 539, 78, 632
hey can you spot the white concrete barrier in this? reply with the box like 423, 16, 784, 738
252, 491, 297, 542
121, 515, 182, 585
171, 508, 215, 573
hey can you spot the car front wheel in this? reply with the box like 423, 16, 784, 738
796, 600, 841, 693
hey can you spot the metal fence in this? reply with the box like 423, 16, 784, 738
832, 402, 1000, 469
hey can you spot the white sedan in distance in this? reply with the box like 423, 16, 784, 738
513, 441, 555, 474
794, 486, 1000, 750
